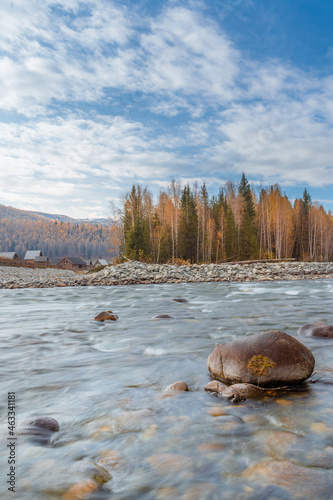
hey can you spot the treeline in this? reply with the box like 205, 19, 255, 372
0, 218, 117, 259
121, 174, 333, 263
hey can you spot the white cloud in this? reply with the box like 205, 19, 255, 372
0, 1, 333, 216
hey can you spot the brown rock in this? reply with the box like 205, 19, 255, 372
197, 442, 224, 454
172, 298, 188, 303
204, 381, 244, 403
209, 406, 227, 416
228, 383, 263, 398
147, 453, 192, 475
71, 461, 111, 486
263, 430, 303, 459
242, 459, 333, 499
97, 449, 127, 472
113, 409, 155, 433
152, 314, 174, 319
164, 381, 188, 392
298, 322, 333, 338
181, 483, 217, 499
62, 480, 98, 500
93, 311, 118, 321
204, 381, 226, 393
208, 330, 315, 387
26, 416, 59, 432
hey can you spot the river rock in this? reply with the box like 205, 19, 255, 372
205, 381, 226, 393
298, 322, 333, 338
71, 460, 111, 486
204, 380, 244, 402
152, 314, 174, 319
27, 416, 59, 432
172, 298, 188, 303
208, 330, 315, 387
164, 381, 188, 391
113, 409, 155, 433
147, 453, 193, 475
228, 383, 263, 398
242, 459, 333, 499
62, 480, 98, 500
24, 417, 59, 445
93, 311, 118, 321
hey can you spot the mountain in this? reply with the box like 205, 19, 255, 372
0, 204, 110, 225
0, 204, 116, 259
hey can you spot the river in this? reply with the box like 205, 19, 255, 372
1, 280, 333, 499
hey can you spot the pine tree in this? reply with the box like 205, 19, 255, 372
238, 173, 259, 260
179, 184, 198, 262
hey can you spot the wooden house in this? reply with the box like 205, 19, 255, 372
0, 252, 20, 261
56, 257, 87, 270
94, 259, 108, 267
24, 250, 43, 263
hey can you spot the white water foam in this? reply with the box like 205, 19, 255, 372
144, 346, 166, 356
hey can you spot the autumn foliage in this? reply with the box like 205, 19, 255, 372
0, 218, 117, 259
121, 175, 333, 263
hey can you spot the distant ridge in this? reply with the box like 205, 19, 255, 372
0, 204, 110, 226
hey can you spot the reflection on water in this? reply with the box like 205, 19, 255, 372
0, 280, 333, 499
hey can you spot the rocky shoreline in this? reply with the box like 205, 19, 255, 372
0, 261, 333, 289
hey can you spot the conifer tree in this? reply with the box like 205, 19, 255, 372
179, 184, 198, 262
238, 173, 259, 259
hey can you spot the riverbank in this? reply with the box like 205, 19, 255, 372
0, 261, 332, 289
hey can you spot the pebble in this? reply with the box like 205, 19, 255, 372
0, 261, 332, 289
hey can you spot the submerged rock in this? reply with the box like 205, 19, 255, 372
298, 322, 333, 338
152, 314, 174, 319
228, 383, 263, 398
62, 480, 98, 500
208, 330, 315, 387
172, 298, 188, 303
71, 460, 112, 486
204, 380, 244, 403
97, 449, 127, 472
204, 381, 226, 393
147, 453, 193, 475
27, 416, 59, 432
242, 459, 333, 499
164, 381, 188, 392
24, 416, 59, 445
93, 311, 118, 321
113, 409, 155, 433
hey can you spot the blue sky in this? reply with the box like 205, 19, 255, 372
0, 0, 332, 218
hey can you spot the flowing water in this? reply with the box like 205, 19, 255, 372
1, 280, 333, 499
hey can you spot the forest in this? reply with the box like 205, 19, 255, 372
0, 218, 116, 259
121, 174, 333, 263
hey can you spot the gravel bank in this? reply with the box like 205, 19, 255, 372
0, 261, 333, 289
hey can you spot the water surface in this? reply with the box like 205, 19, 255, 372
1, 280, 333, 499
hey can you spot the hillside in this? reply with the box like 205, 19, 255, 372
0, 204, 110, 225
0, 204, 116, 259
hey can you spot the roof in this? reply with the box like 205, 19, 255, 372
24, 250, 42, 260
83, 259, 93, 265
95, 259, 108, 266
0, 252, 18, 259
35, 256, 49, 262
58, 257, 87, 265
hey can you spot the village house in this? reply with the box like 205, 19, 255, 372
0, 252, 20, 261
24, 250, 43, 263
94, 259, 109, 267
56, 257, 87, 270
34, 256, 50, 267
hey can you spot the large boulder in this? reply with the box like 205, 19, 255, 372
298, 322, 333, 338
208, 330, 315, 387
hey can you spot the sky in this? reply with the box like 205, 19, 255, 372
0, 0, 332, 218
